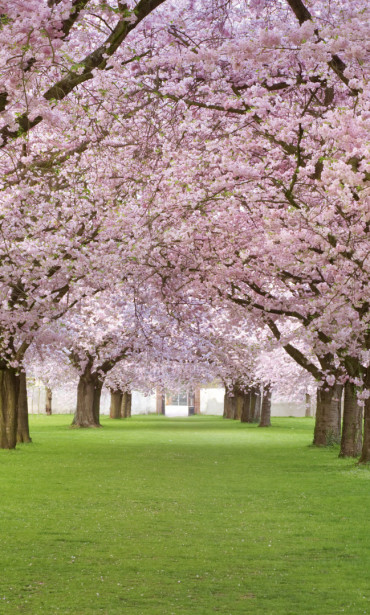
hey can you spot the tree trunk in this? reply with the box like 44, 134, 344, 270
249, 390, 256, 422
359, 393, 370, 464
121, 391, 132, 418
234, 389, 243, 420
110, 390, 123, 419
337, 385, 343, 435
305, 393, 312, 417
223, 390, 237, 419
0, 366, 20, 449
188, 389, 195, 416
17, 371, 32, 443
72, 369, 102, 428
92, 381, 102, 425
259, 385, 272, 427
223, 391, 229, 418
156, 388, 165, 415
340, 381, 362, 458
223, 390, 235, 419
253, 389, 262, 422
250, 386, 261, 422
313, 384, 342, 446
357, 367, 370, 463
45, 387, 52, 415
240, 390, 252, 423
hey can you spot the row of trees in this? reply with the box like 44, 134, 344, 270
0, 1, 368, 459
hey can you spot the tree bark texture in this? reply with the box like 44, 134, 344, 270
121, 392, 132, 418
223, 391, 237, 419
223, 391, 230, 418
110, 390, 123, 419
72, 368, 102, 427
359, 395, 370, 464
235, 389, 243, 420
0, 366, 20, 449
259, 385, 272, 427
17, 371, 32, 443
253, 389, 262, 422
305, 393, 312, 417
340, 382, 362, 458
92, 381, 103, 425
188, 389, 195, 416
156, 388, 165, 415
250, 387, 261, 422
359, 369, 370, 463
313, 384, 342, 446
45, 387, 52, 415
337, 385, 343, 435
240, 390, 252, 423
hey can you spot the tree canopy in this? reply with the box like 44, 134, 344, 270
0, 0, 368, 455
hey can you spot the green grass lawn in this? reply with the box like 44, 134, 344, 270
1, 415, 370, 615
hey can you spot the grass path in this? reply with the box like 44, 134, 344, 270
1, 415, 370, 614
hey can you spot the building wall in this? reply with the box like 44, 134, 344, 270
200, 388, 224, 415
27, 381, 312, 418
27, 383, 157, 416
165, 405, 189, 417
27, 381, 77, 415
131, 390, 157, 415
200, 389, 311, 417
271, 399, 306, 417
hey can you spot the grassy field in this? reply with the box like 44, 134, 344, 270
0, 415, 369, 615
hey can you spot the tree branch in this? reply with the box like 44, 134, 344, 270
267, 318, 322, 380
285, 0, 312, 24
285, 0, 360, 94
60, 0, 91, 38
0, 0, 167, 146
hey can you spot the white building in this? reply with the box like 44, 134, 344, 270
26, 380, 312, 417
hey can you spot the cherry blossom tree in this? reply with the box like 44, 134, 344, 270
126, 0, 369, 457
0, 0, 368, 462
0, 0, 178, 447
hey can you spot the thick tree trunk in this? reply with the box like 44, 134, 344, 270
0, 366, 20, 449
110, 390, 123, 419
359, 395, 370, 464
340, 381, 362, 458
156, 388, 165, 415
337, 385, 343, 435
240, 390, 252, 423
223, 391, 229, 418
313, 384, 342, 446
224, 391, 237, 419
188, 389, 195, 416
253, 389, 262, 422
92, 382, 102, 425
230, 395, 237, 419
305, 393, 312, 417
234, 389, 243, 420
45, 387, 52, 415
223, 391, 233, 419
249, 386, 261, 422
72, 369, 102, 428
358, 367, 370, 463
188, 386, 200, 416
17, 371, 32, 443
121, 391, 132, 418
259, 385, 272, 427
